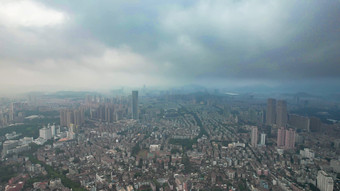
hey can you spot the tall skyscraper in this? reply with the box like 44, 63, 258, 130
73, 109, 81, 127
260, 133, 266, 146
251, 126, 258, 147
317, 170, 334, 191
60, 109, 68, 127
9, 102, 14, 121
284, 128, 296, 149
132, 91, 139, 120
277, 127, 285, 148
266, 98, 276, 125
276, 100, 287, 128
66, 110, 74, 128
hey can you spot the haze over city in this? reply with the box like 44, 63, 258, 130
1, 1, 340, 191
1, 0, 340, 94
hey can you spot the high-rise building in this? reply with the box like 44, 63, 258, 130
132, 91, 139, 120
105, 104, 115, 123
90, 103, 115, 123
39, 127, 52, 140
260, 133, 266, 146
276, 100, 287, 128
60, 109, 68, 127
49, 124, 56, 137
288, 114, 310, 132
66, 110, 74, 128
9, 103, 14, 121
67, 124, 76, 139
284, 128, 295, 149
317, 170, 334, 191
73, 108, 85, 127
266, 98, 276, 125
277, 126, 296, 149
310, 116, 321, 132
251, 126, 258, 147
277, 127, 285, 148
60, 108, 85, 128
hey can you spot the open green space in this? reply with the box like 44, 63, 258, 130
0, 117, 58, 138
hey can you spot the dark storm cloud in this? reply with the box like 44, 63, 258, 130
47, 0, 340, 79
1, 0, 340, 92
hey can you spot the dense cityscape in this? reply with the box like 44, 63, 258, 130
1, 0, 340, 191
0, 89, 339, 191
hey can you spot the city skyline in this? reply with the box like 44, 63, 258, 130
1, 1, 340, 190
0, 0, 340, 94
0, 89, 339, 190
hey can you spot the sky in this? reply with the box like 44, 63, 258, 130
0, 0, 340, 94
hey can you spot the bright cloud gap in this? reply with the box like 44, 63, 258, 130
0, 0, 66, 27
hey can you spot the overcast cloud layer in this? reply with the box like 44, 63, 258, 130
1, 0, 340, 93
